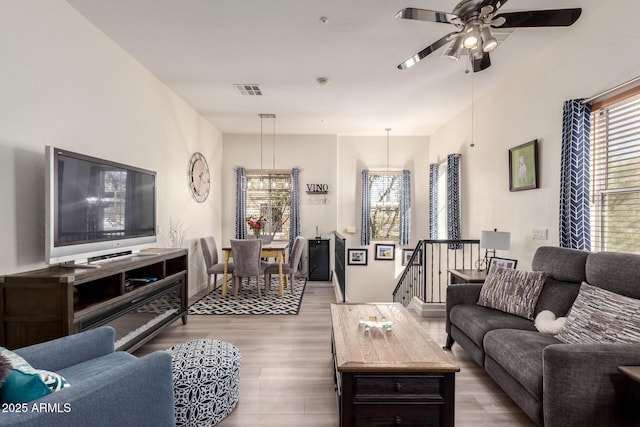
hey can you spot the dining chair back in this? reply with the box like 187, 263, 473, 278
230, 239, 267, 297
200, 236, 233, 291
265, 236, 306, 294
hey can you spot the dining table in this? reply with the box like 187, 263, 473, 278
221, 241, 289, 297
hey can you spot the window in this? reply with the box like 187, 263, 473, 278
245, 171, 292, 240
369, 172, 401, 240
590, 89, 640, 254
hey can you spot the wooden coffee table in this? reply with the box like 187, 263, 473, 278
330, 303, 460, 427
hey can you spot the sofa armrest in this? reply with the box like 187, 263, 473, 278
14, 326, 115, 372
543, 342, 640, 427
445, 283, 482, 334
0, 351, 175, 427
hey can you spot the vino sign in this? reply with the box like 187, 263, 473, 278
306, 184, 329, 194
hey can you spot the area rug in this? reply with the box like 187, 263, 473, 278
188, 276, 307, 315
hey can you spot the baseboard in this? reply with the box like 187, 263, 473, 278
408, 297, 445, 318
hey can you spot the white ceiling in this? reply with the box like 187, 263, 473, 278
67, 0, 599, 136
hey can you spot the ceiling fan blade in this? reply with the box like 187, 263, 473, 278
494, 8, 582, 28
472, 52, 492, 73
395, 8, 458, 25
481, 0, 510, 12
397, 32, 460, 70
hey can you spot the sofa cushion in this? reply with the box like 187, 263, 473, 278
0, 347, 69, 403
484, 329, 561, 399
477, 268, 547, 319
450, 304, 536, 348
556, 282, 640, 344
532, 246, 588, 283
532, 246, 587, 317
57, 351, 136, 383
586, 252, 640, 299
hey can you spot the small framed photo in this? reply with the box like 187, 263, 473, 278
347, 249, 368, 266
375, 244, 395, 261
402, 249, 421, 266
509, 139, 539, 191
488, 257, 518, 275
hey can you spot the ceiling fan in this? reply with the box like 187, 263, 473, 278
396, 0, 582, 72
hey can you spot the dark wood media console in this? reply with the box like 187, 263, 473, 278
0, 248, 188, 352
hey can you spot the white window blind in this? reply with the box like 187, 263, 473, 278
590, 93, 640, 254
369, 172, 401, 240
245, 172, 292, 240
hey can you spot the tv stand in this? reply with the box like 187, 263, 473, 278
59, 261, 101, 269
0, 248, 188, 352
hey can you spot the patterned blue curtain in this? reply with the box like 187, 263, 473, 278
235, 167, 246, 239
560, 99, 591, 250
429, 163, 439, 240
399, 170, 411, 245
447, 154, 461, 249
289, 168, 301, 254
360, 169, 370, 245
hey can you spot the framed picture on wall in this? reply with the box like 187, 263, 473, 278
347, 249, 368, 266
401, 249, 421, 266
509, 139, 539, 191
488, 257, 518, 275
375, 244, 395, 260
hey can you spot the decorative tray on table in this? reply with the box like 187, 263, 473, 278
359, 316, 394, 334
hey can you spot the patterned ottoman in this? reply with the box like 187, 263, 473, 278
166, 339, 241, 426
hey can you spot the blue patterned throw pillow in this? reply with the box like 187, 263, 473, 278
0, 347, 70, 403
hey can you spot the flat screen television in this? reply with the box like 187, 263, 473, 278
45, 146, 157, 265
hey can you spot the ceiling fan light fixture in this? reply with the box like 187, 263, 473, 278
463, 24, 480, 49
471, 44, 484, 60
446, 36, 464, 60
481, 26, 498, 52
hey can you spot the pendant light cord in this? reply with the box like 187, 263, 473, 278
385, 128, 391, 172
470, 59, 475, 148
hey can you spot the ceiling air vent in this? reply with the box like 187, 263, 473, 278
234, 84, 262, 96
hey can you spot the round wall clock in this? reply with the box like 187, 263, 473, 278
188, 152, 210, 202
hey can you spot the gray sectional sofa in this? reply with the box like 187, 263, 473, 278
445, 246, 640, 426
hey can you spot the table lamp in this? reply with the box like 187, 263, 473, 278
478, 229, 511, 270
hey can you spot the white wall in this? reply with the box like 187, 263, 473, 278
0, 1, 223, 295
337, 135, 429, 302
429, 0, 640, 269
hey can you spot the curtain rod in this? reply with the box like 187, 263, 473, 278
580, 75, 640, 105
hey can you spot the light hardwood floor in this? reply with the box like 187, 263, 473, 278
135, 281, 536, 427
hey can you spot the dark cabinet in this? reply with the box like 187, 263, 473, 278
308, 239, 330, 281
0, 248, 188, 352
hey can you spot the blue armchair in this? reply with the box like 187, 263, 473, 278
0, 326, 175, 427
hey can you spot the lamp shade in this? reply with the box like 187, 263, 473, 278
480, 230, 510, 250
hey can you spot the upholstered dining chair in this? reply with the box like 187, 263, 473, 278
230, 239, 268, 298
265, 236, 306, 294
200, 236, 233, 291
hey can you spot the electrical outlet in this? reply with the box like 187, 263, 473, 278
532, 228, 548, 240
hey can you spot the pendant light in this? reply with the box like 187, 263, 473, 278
386, 128, 391, 172
259, 114, 264, 189
258, 113, 276, 190
466, 59, 476, 148
383, 128, 392, 205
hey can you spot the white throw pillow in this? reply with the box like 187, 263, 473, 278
534, 310, 566, 335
